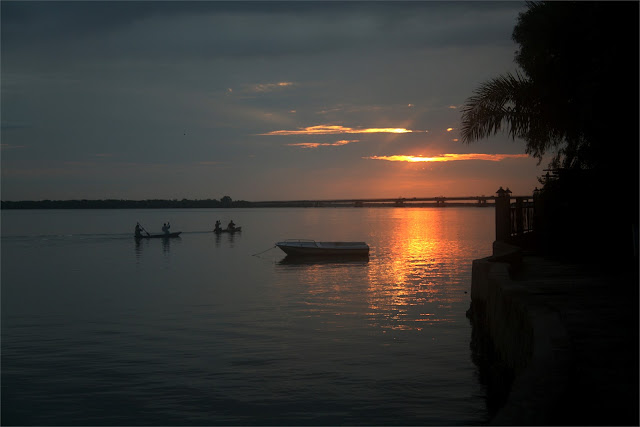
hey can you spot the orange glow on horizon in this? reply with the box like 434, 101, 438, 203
364, 153, 529, 163
260, 125, 417, 136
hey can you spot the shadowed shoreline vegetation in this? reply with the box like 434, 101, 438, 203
1, 199, 251, 210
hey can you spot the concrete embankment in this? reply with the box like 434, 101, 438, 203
468, 242, 638, 425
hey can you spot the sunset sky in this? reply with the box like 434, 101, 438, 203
1, 1, 547, 202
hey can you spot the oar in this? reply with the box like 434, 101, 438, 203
139, 223, 151, 237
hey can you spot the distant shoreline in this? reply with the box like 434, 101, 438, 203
1, 199, 495, 209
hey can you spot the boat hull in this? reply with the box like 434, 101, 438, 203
276, 240, 369, 257
279, 254, 369, 264
214, 227, 242, 234
135, 232, 182, 239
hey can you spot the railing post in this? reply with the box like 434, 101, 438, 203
495, 187, 511, 242
515, 197, 524, 235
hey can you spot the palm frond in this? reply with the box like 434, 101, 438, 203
460, 71, 570, 163
460, 71, 534, 144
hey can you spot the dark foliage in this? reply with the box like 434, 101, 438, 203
513, 1, 639, 171
462, 1, 639, 261
462, 1, 639, 173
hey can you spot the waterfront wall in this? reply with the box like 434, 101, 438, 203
469, 242, 532, 376
468, 242, 572, 425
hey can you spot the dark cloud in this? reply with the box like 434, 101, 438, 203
2, 1, 524, 63
1, 2, 149, 42
1, 121, 31, 131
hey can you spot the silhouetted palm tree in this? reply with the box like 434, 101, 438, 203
460, 1, 638, 173
460, 71, 566, 165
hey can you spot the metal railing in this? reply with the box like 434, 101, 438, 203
510, 199, 535, 236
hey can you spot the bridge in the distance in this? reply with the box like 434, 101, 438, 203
253, 189, 538, 242
252, 194, 533, 208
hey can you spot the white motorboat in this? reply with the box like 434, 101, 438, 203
276, 239, 369, 256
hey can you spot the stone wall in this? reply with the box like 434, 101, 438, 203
468, 242, 571, 425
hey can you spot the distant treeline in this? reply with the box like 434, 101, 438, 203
0, 199, 254, 209
0, 198, 338, 209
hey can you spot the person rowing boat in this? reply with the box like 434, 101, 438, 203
213, 219, 242, 234
134, 222, 181, 239
135, 222, 150, 238
162, 222, 171, 235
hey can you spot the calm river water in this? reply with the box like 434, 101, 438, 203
2, 207, 494, 425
